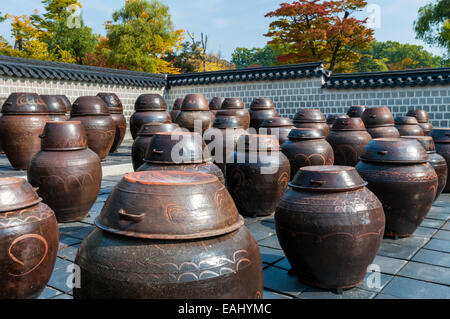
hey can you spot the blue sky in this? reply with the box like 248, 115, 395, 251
0, 0, 445, 59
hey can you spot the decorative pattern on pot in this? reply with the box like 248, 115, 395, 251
361, 106, 400, 138
97, 93, 127, 153
406, 109, 433, 136
356, 138, 438, 238
431, 128, 450, 193
0, 177, 58, 299
0, 93, 50, 170
293, 108, 329, 137
130, 94, 172, 140
259, 117, 294, 145
74, 171, 263, 299
27, 121, 102, 223
249, 98, 279, 130
176, 94, 214, 133
40, 95, 69, 122
275, 166, 385, 290
394, 116, 424, 136
326, 117, 371, 166
281, 128, 334, 180
226, 134, 290, 217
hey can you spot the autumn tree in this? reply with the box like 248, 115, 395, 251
264, 0, 374, 72
98, 0, 183, 73
231, 45, 278, 68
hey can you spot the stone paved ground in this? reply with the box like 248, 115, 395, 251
4, 138, 449, 299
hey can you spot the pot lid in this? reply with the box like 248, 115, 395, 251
95, 171, 243, 240
326, 114, 349, 124
181, 94, 210, 111
97, 93, 123, 113
347, 105, 366, 118
213, 116, 243, 129
40, 121, 88, 151
261, 117, 294, 128
402, 136, 435, 153
2, 93, 48, 114
361, 106, 395, 128
209, 97, 226, 110
71, 96, 110, 116
172, 98, 183, 111
288, 128, 324, 140
431, 128, 450, 143
237, 134, 280, 151
222, 98, 245, 110
135, 94, 167, 111
395, 116, 419, 125
250, 98, 275, 110
360, 138, 429, 163
332, 117, 366, 131
293, 108, 326, 123
137, 122, 181, 137
0, 178, 42, 213
143, 131, 211, 164
406, 109, 429, 123
289, 166, 367, 192
40, 95, 67, 114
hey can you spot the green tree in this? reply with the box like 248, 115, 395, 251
415, 0, 450, 54
353, 54, 388, 72
231, 45, 278, 68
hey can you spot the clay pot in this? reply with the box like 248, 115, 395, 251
0, 178, 58, 299
275, 166, 385, 290
170, 98, 183, 122
176, 94, 214, 133
281, 128, 334, 180
356, 138, 438, 238
56, 95, 72, 116
0, 93, 50, 170
218, 98, 250, 130
293, 108, 330, 137
27, 121, 102, 223
394, 116, 424, 136
69, 96, 115, 160
204, 116, 248, 173
362, 106, 400, 138
209, 97, 226, 116
326, 117, 372, 166
347, 105, 366, 118
137, 132, 225, 184
259, 117, 294, 145
406, 109, 433, 135
226, 134, 291, 217
366, 126, 400, 138
40, 95, 69, 121
130, 94, 172, 139
403, 136, 447, 201
249, 98, 279, 130
97, 93, 127, 153
431, 129, 450, 193
326, 114, 349, 131
74, 171, 263, 299
131, 122, 181, 171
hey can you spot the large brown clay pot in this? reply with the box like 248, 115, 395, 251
362, 106, 400, 138
138, 132, 225, 184
281, 128, 334, 180
326, 117, 372, 166
259, 117, 294, 145
356, 138, 438, 238
226, 134, 290, 217
0, 93, 50, 170
130, 94, 172, 140
275, 166, 385, 290
0, 178, 58, 299
170, 98, 183, 122
209, 97, 226, 117
407, 109, 433, 135
97, 93, 127, 153
403, 136, 447, 201
394, 116, 424, 136
74, 171, 263, 299
347, 105, 366, 118
218, 98, 250, 130
40, 95, 69, 121
69, 96, 115, 160
293, 108, 329, 137
431, 128, 450, 193
131, 122, 181, 171
204, 116, 248, 173
176, 94, 214, 133
56, 95, 72, 114
27, 121, 102, 223
249, 98, 279, 130
326, 114, 348, 131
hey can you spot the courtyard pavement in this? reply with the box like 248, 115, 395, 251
3, 138, 449, 299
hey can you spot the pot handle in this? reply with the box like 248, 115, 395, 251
153, 149, 164, 155
118, 209, 145, 222
377, 150, 388, 155
310, 180, 325, 187
369, 114, 377, 119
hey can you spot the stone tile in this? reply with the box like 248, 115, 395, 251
298, 287, 376, 299
421, 218, 446, 229
372, 255, 408, 275
51, 294, 74, 299
82, 202, 105, 224
54, 257, 73, 271
60, 225, 94, 240
378, 236, 429, 260
263, 266, 308, 297
247, 222, 275, 241
273, 258, 291, 271
412, 249, 450, 268
411, 227, 437, 239
375, 293, 400, 299
57, 245, 80, 262
263, 290, 293, 299
38, 287, 62, 299
434, 230, 450, 241
426, 206, 450, 221
358, 272, 394, 293
47, 268, 73, 293
59, 235, 82, 249
258, 235, 282, 250
381, 276, 450, 299
244, 217, 258, 226
398, 261, 450, 285
259, 246, 285, 265
443, 222, 450, 231
425, 239, 450, 253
